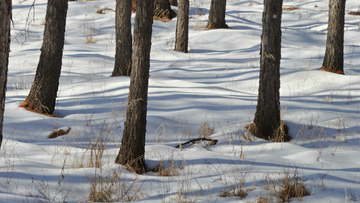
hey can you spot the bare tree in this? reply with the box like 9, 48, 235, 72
20, 0, 68, 115
115, 0, 154, 174
320, 0, 346, 74
206, 0, 228, 29
112, 0, 132, 77
0, 0, 12, 148
170, 0, 178, 6
174, 0, 189, 53
249, 0, 288, 141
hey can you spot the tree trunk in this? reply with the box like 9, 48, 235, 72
169, 0, 178, 6
206, 0, 228, 29
252, 0, 283, 140
320, 0, 345, 74
111, 0, 132, 77
0, 0, 11, 148
115, 0, 154, 174
174, 0, 189, 53
153, 0, 176, 21
19, 0, 68, 115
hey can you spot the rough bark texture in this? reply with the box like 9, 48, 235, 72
0, 0, 12, 148
153, 0, 176, 21
320, 0, 345, 74
253, 0, 283, 140
112, 0, 132, 77
174, 0, 189, 53
115, 0, 154, 174
19, 0, 68, 115
169, 0, 178, 6
206, 0, 228, 29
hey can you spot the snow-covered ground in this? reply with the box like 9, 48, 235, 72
1, 0, 360, 202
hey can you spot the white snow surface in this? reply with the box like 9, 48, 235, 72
2, 0, 360, 202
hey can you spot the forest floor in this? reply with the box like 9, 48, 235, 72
1, 0, 360, 202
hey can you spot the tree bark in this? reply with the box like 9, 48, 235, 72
174, 0, 189, 53
153, 0, 176, 21
115, 0, 154, 174
169, 0, 178, 6
252, 0, 283, 140
112, 0, 132, 77
0, 0, 11, 148
320, 0, 345, 74
206, 0, 228, 29
19, 0, 68, 115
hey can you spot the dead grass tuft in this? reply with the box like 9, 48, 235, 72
349, 11, 360, 15
151, 160, 181, 176
198, 122, 214, 138
282, 6, 299, 10
273, 170, 310, 202
245, 122, 291, 142
218, 185, 248, 199
96, 7, 115, 14
87, 169, 143, 202
19, 100, 55, 117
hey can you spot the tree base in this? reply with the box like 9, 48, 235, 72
245, 122, 291, 142
319, 66, 344, 75
153, 8, 176, 22
205, 23, 229, 29
19, 100, 55, 117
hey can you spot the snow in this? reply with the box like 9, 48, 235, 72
2, 0, 360, 202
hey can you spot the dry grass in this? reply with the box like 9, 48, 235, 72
86, 169, 144, 202
349, 11, 360, 15
218, 185, 248, 199
282, 6, 299, 10
272, 170, 310, 202
154, 160, 181, 176
96, 7, 115, 14
198, 122, 214, 138
245, 122, 291, 142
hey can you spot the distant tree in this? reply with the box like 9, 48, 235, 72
111, 0, 132, 77
115, 0, 154, 174
0, 0, 12, 148
20, 0, 68, 115
174, 0, 189, 53
169, 0, 178, 6
206, 0, 228, 29
249, 0, 288, 141
154, 0, 177, 21
320, 0, 346, 74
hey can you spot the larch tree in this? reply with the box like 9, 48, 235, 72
206, 0, 228, 29
115, 0, 154, 174
174, 0, 189, 53
0, 0, 12, 148
169, 0, 178, 6
112, 0, 132, 77
20, 0, 68, 115
320, 0, 346, 74
249, 0, 289, 141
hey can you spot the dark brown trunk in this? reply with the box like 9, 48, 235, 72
206, 0, 228, 29
253, 0, 283, 140
320, 0, 345, 74
115, 0, 154, 174
153, 0, 176, 21
112, 0, 132, 77
0, 0, 11, 148
170, 0, 178, 6
20, 0, 68, 115
174, 0, 189, 53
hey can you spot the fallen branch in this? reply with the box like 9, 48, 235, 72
175, 138, 218, 148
